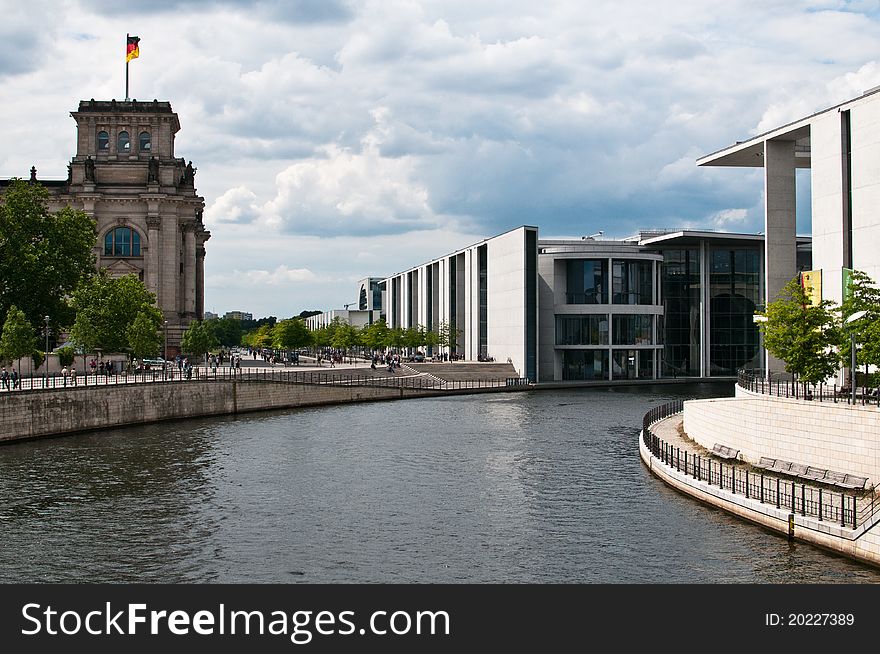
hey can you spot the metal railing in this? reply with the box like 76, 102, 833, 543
642, 401, 879, 529
737, 370, 880, 407
0, 366, 523, 395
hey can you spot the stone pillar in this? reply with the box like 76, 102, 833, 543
161, 213, 179, 319
145, 216, 161, 297
183, 223, 196, 318
196, 243, 206, 320
764, 139, 798, 373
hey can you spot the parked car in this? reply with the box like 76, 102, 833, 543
138, 358, 167, 372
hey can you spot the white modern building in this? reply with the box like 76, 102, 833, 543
699, 86, 880, 310
384, 226, 539, 381
305, 309, 376, 331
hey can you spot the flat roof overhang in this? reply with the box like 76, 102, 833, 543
697, 123, 811, 168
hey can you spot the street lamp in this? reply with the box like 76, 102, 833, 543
163, 320, 169, 379
43, 315, 49, 388
845, 310, 868, 404
752, 315, 769, 379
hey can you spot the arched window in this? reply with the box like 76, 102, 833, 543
117, 131, 131, 152
139, 131, 151, 151
97, 131, 109, 151
104, 227, 142, 257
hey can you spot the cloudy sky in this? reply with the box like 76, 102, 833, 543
2, 0, 880, 317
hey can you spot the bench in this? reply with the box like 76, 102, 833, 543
768, 460, 793, 474
802, 466, 828, 481
788, 463, 810, 477
753, 457, 777, 470
711, 443, 740, 460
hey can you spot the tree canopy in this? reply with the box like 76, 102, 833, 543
0, 179, 97, 329
758, 276, 841, 384
272, 318, 311, 350
0, 305, 36, 365
69, 272, 163, 355
181, 320, 219, 360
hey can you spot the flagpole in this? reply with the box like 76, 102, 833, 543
125, 33, 130, 100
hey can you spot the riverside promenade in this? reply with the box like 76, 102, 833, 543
0, 358, 526, 443
640, 392, 880, 567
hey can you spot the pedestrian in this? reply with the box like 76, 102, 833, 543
70, 365, 76, 386
11, 367, 19, 389
99, 361, 105, 375
61, 366, 68, 386
1, 367, 9, 390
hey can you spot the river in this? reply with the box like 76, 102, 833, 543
2, 383, 877, 582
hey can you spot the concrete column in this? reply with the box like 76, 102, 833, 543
764, 139, 798, 304
145, 216, 160, 297
764, 139, 798, 373
183, 223, 196, 318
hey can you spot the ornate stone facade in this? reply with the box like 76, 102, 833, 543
3, 100, 210, 353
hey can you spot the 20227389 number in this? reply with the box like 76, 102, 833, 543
765, 613, 854, 626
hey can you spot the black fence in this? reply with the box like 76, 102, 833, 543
0, 367, 524, 394
642, 401, 879, 530
737, 370, 880, 407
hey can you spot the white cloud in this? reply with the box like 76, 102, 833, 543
709, 208, 749, 228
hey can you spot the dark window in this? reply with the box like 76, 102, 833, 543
612, 314, 652, 345
709, 248, 760, 375
139, 131, 151, 151
612, 259, 653, 305
97, 131, 110, 151
359, 287, 368, 311
660, 249, 701, 377
562, 350, 608, 380
613, 349, 654, 380
555, 315, 608, 345
118, 131, 131, 152
103, 226, 141, 257
566, 259, 607, 304
478, 245, 487, 358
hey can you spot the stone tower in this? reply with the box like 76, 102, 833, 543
25, 99, 210, 354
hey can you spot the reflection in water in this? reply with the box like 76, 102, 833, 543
0, 383, 878, 583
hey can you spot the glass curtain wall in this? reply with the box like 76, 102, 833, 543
661, 249, 700, 377
566, 259, 607, 304
612, 260, 652, 305
709, 248, 760, 375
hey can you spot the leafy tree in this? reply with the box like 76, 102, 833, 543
243, 323, 273, 349
360, 319, 390, 352
839, 270, 880, 374
330, 320, 359, 354
127, 310, 163, 359
181, 320, 219, 361
56, 346, 76, 368
0, 179, 97, 328
388, 326, 406, 352
32, 350, 45, 370
0, 305, 36, 370
272, 318, 311, 350
206, 317, 242, 348
757, 276, 841, 384
436, 320, 461, 352
69, 272, 162, 354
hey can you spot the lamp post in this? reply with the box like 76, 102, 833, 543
163, 320, 169, 379
43, 315, 50, 388
752, 314, 769, 380
845, 310, 868, 404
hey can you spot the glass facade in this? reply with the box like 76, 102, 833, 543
566, 259, 607, 304
612, 260, 653, 304
478, 245, 487, 358
562, 350, 609, 380
661, 249, 700, 377
612, 315, 652, 345
612, 349, 654, 380
709, 248, 760, 375
556, 315, 608, 345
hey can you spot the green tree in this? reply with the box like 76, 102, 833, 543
839, 270, 880, 375
388, 326, 406, 352
272, 318, 312, 350
0, 179, 97, 328
127, 310, 163, 359
758, 276, 841, 384
181, 320, 219, 361
56, 346, 76, 368
0, 305, 36, 372
436, 320, 461, 352
361, 319, 390, 352
330, 320, 359, 357
207, 317, 242, 348
70, 272, 162, 355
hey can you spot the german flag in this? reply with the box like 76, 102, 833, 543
126, 35, 140, 63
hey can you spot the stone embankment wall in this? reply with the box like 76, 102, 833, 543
0, 380, 454, 443
683, 385, 880, 483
